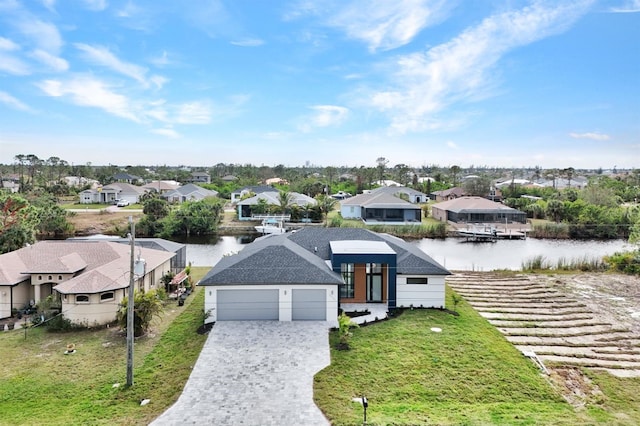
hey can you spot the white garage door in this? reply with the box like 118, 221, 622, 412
217, 289, 279, 320
292, 289, 326, 321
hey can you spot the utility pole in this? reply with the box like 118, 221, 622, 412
126, 216, 135, 387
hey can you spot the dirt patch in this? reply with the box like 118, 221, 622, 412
549, 366, 604, 408
68, 210, 143, 236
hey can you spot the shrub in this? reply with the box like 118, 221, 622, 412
605, 250, 640, 275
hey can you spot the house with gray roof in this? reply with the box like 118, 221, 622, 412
79, 182, 147, 205
230, 185, 275, 204
163, 183, 218, 204
199, 228, 450, 324
340, 191, 422, 225
368, 186, 428, 204
0, 241, 174, 326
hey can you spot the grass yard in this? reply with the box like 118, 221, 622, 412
0, 267, 210, 426
315, 288, 640, 425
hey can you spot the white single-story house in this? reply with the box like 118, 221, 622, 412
366, 186, 428, 204
163, 183, 218, 203
340, 192, 422, 225
230, 185, 275, 204
142, 180, 181, 194
79, 182, 147, 205
0, 241, 174, 326
199, 228, 450, 325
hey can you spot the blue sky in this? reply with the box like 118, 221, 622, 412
0, 0, 638, 169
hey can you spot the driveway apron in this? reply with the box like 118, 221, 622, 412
151, 321, 331, 426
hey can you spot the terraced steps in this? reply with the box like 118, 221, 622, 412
447, 272, 640, 375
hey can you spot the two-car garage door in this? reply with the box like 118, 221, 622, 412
216, 288, 326, 321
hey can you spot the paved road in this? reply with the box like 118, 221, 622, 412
150, 321, 332, 426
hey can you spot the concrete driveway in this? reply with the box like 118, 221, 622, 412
151, 322, 332, 426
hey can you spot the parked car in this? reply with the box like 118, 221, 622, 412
116, 200, 129, 207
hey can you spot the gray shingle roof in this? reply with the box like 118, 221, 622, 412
200, 227, 450, 287
200, 235, 343, 286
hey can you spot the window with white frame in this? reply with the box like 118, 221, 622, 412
406, 277, 428, 284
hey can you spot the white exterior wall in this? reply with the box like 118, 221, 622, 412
340, 204, 361, 219
396, 275, 446, 309
203, 284, 339, 326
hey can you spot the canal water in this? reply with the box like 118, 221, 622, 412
177, 235, 633, 272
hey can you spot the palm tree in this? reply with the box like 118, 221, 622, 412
315, 194, 337, 226
277, 191, 293, 215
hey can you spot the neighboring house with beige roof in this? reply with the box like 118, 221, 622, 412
431, 197, 526, 224
0, 241, 174, 326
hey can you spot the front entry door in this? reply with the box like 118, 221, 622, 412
366, 263, 383, 302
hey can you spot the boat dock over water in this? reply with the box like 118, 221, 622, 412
456, 224, 527, 242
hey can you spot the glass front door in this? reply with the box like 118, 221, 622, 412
366, 263, 383, 302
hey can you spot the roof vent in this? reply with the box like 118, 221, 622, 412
314, 246, 318, 252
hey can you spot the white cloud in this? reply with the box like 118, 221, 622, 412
0, 52, 30, 74
41, 0, 56, 12
75, 43, 157, 87
609, 0, 640, 12
0, 91, 33, 112
446, 141, 458, 149
175, 101, 212, 124
150, 51, 171, 67
288, 0, 451, 52
300, 105, 349, 131
15, 15, 63, 53
230, 39, 265, 47
0, 36, 20, 51
151, 128, 181, 139
30, 49, 68, 71
569, 132, 611, 141
82, 0, 108, 11
369, 1, 594, 133
37, 76, 141, 122
149, 75, 169, 90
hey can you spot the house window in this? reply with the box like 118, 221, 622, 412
48, 275, 52, 281
38, 275, 42, 281
100, 292, 115, 302
76, 294, 89, 303
366, 263, 383, 302
406, 277, 428, 285
58, 275, 62, 280
340, 263, 355, 298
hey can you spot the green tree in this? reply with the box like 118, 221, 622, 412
0, 193, 38, 253
546, 199, 564, 223
462, 175, 491, 197
449, 165, 462, 186
117, 289, 164, 337
161, 197, 223, 237
277, 190, 293, 214
315, 194, 338, 225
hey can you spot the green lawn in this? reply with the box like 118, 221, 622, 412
314, 288, 640, 425
0, 267, 210, 426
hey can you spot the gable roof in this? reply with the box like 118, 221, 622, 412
340, 191, 418, 209
200, 235, 343, 286
164, 183, 218, 198
233, 185, 274, 195
288, 228, 450, 275
237, 191, 316, 207
370, 186, 427, 198
433, 196, 521, 213
200, 228, 450, 288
